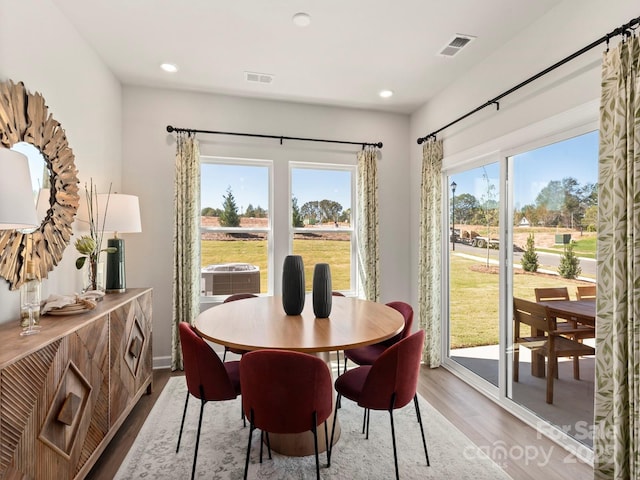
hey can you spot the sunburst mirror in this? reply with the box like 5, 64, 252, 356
0, 80, 80, 290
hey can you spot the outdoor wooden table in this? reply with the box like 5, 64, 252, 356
531, 298, 596, 377
194, 294, 404, 456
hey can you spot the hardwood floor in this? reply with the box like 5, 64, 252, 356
87, 366, 593, 480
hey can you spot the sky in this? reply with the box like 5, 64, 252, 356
201, 163, 352, 213
449, 130, 599, 208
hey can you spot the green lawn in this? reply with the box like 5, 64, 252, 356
450, 256, 594, 348
536, 236, 597, 259
201, 238, 351, 292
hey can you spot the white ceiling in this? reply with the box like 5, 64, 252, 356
52, 0, 563, 114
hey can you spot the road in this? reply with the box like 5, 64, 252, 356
451, 242, 596, 277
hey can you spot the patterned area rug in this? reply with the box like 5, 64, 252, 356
116, 376, 512, 479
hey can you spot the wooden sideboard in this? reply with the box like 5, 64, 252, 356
0, 288, 152, 480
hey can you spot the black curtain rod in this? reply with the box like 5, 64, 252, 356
417, 14, 640, 145
166, 125, 383, 149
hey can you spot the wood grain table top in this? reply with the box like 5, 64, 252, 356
538, 299, 596, 327
194, 294, 404, 353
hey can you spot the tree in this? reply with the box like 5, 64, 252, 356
558, 241, 582, 279
254, 205, 267, 218
521, 233, 539, 272
319, 199, 342, 223
291, 196, 304, 227
582, 205, 598, 232
219, 186, 240, 227
301, 201, 320, 223
201, 207, 218, 217
480, 167, 498, 266
536, 180, 564, 213
453, 193, 479, 225
244, 203, 256, 217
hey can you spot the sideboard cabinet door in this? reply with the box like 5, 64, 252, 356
109, 290, 153, 424
0, 315, 110, 479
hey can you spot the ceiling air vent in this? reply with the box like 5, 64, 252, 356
438, 34, 476, 57
245, 71, 274, 84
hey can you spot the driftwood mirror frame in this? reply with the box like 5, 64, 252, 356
0, 80, 80, 290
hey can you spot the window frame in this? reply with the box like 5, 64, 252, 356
289, 161, 358, 296
199, 155, 274, 302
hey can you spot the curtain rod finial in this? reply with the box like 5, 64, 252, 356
166, 125, 175, 133
376, 142, 383, 148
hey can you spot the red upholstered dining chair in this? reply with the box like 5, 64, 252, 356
330, 329, 429, 480
176, 322, 242, 480
240, 349, 333, 480
343, 301, 414, 372
222, 293, 257, 361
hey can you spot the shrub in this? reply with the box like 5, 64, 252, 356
521, 233, 539, 272
558, 241, 582, 279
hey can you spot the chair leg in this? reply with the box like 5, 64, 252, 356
176, 391, 190, 453
223, 347, 227, 362
546, 355, 556, 404
366, 408, 371, 439
191, 399, 206, 480
343, 355, 348, 373
513, 344, 519, 382
336, 350, 341, 376
413, 394, 430, 466
573, 355, 580, 380
243, 412, 255, 480
329, 394, 341, 464
312, 412, 320, 480
266, 431, 272, 459
388, 394, 399, 480
259, 431, 264, 463
324, 420, 329, 466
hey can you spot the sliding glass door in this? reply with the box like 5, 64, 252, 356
445, 129, 598, 449
447, 162, 501, 387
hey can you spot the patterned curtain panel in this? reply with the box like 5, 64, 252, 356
594, 35, 640, 480
418, 139, 443, 367
171, 132, 201, 371
356, 147, 380, 301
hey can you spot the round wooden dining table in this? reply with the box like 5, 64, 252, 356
194, 294, 404, 456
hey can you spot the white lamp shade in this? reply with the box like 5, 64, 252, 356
102, 194, 142, 234
76, 192, 142, 234
0, 148, 39, 229
36, 187, 52, 220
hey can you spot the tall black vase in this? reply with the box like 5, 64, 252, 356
312, 263, 332, 318
282, 255, 305, 315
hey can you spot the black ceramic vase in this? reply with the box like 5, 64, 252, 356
282, 255, 306, 315
312, 263, 332, 318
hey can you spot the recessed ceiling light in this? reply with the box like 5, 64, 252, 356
379, 90, 394, 98
292, 12, 311, 27
160, 63, 179, 73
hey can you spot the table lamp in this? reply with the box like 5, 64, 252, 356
0, 148, 39, 229
103, 194, 142, 293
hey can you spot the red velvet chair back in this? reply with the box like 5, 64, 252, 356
360, 329, 425, 410
224, 293, 258, 303
382, 301, 414, 347
240, 350, 333, 434
179, 322, 238, 401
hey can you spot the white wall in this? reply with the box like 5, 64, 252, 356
0, 0, 122, 323
122, 86, 411, 367
408, 0, 638, 309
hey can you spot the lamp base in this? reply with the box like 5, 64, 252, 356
106, 238, 126, 293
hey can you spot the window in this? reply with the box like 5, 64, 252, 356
200, 158, 272, 298
290, 164, 356, 294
